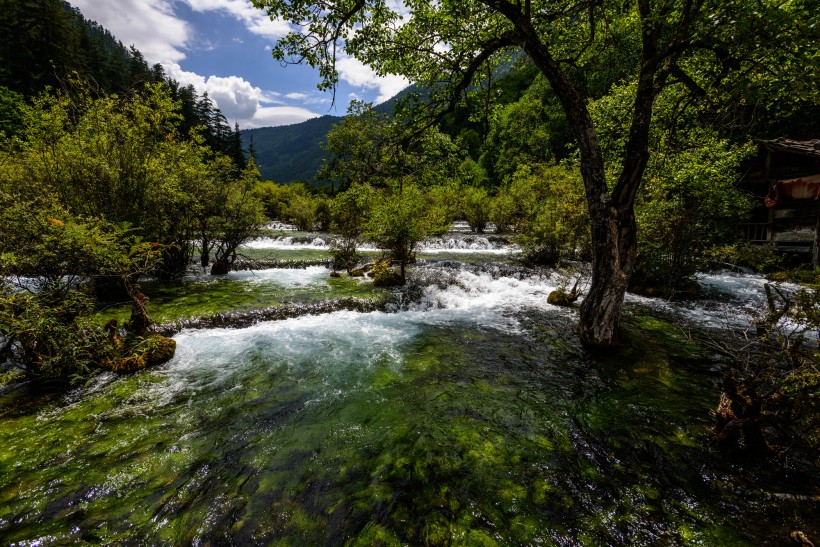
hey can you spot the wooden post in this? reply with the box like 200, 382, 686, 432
813, 205, 819, 268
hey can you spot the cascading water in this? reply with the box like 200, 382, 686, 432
0, 260, 816, 544
242, 232, 518, 255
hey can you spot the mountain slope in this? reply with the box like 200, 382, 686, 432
242, 115, 340, 184
241, 86, 418, 184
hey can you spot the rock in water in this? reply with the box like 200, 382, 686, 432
109, 335, 176, 373
547, 290, 578, 307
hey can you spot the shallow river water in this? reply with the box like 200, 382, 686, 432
0, 237, 817, 545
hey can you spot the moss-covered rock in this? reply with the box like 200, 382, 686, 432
371, 260, 403, 287
547, 289, 578, 307
107, 334, 176, 373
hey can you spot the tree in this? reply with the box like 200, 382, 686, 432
504, 163, 590, 265
329, 182, 373, 273
317, 100, 392, 190
461, 186, 491, 233
254, 0, 816, 346
366, 182, 449, 283
208, 161, 267, 275
11, 82, 203, 277
0, 192, 171, 383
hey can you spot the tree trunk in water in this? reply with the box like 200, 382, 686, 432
210, 259, 230, 275
578, 204, 638, 347
200, 236, 210, 268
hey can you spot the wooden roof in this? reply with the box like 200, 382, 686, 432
756, 138, 820, 159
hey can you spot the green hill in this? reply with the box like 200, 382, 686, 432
240, 86, 419, 184
241, 115, 340, 184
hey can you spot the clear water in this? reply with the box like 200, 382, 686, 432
1, 264, 817, 544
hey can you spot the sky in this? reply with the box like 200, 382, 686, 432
69, 0, 409, 128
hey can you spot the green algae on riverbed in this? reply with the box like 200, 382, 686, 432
94, 267, 386, 325
1, 304, 815, 545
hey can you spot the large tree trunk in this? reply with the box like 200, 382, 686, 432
508, 0, 663, 347
578, 204, 638, 347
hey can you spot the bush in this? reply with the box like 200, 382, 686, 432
501, 163, 589, 265
462, 186, 491, 233
712, 286, 819, 456
631, 135, 753, 294
370, 259, 402, 287
0, 289, 111, 383
706, 242, 783, 273
365, 182, 449, 283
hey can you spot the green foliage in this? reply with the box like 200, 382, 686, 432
370, 259, 403, 287
208, 161, 267, 275
330, 183, 373, 272
0, 194, 165, 383
0, 80, 254, 382
631, 133, 754, 293
0, 287, 111, 383
0, 192, 159, 292
1, 81, 257, 278
282, 186, 320, 231
426, 182, 463, 226
461, 186, 491, 234
0, 0, 164, 96
318, 101, 392, 189
11, 84, 200, 262
252, 180, 290, 220
706, 243, 783, 273
480, 79, 572, 185
0, 86, 24, 140
498, 163, 589, 265
365, 183, 449, 282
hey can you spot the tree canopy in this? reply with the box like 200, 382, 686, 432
254, 0, 819, 346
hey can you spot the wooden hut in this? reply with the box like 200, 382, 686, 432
742, 138, 820, 266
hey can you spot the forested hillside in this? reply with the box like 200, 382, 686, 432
242, 116, 340, 184
240, 85, 419, 184
0, 0, 244, 163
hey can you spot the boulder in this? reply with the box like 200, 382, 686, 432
547, 290, 579, 307
109, 334, 176, 373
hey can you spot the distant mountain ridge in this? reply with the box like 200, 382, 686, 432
241, 86, 417, 184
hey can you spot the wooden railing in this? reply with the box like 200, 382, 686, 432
741, 222, 771, 242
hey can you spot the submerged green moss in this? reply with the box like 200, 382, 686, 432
94, 269, 385, 325
0, 302, 812, 544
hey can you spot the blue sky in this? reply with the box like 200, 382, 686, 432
69, 0, 408, 128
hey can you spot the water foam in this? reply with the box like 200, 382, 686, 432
158, 266, 563, 398
626, 270, 811, 332
242, 232, 518, 255
223, 265, 330, 286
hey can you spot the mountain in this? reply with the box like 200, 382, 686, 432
241, 86, 419, 184
240, 63, 538, 185
242, 115, 340, 184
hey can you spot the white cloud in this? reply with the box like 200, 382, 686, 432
164, 63, 317, 128
69, 0, 319, 128
182, 0, 291, 38
72, 0, 290, 64
335, 56, 409, 103
70, 0, 189, 63
250, 106, 322, 127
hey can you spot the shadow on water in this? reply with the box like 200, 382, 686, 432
0, 287, 817, 544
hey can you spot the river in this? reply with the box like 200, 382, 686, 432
0, 232, 816, 544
